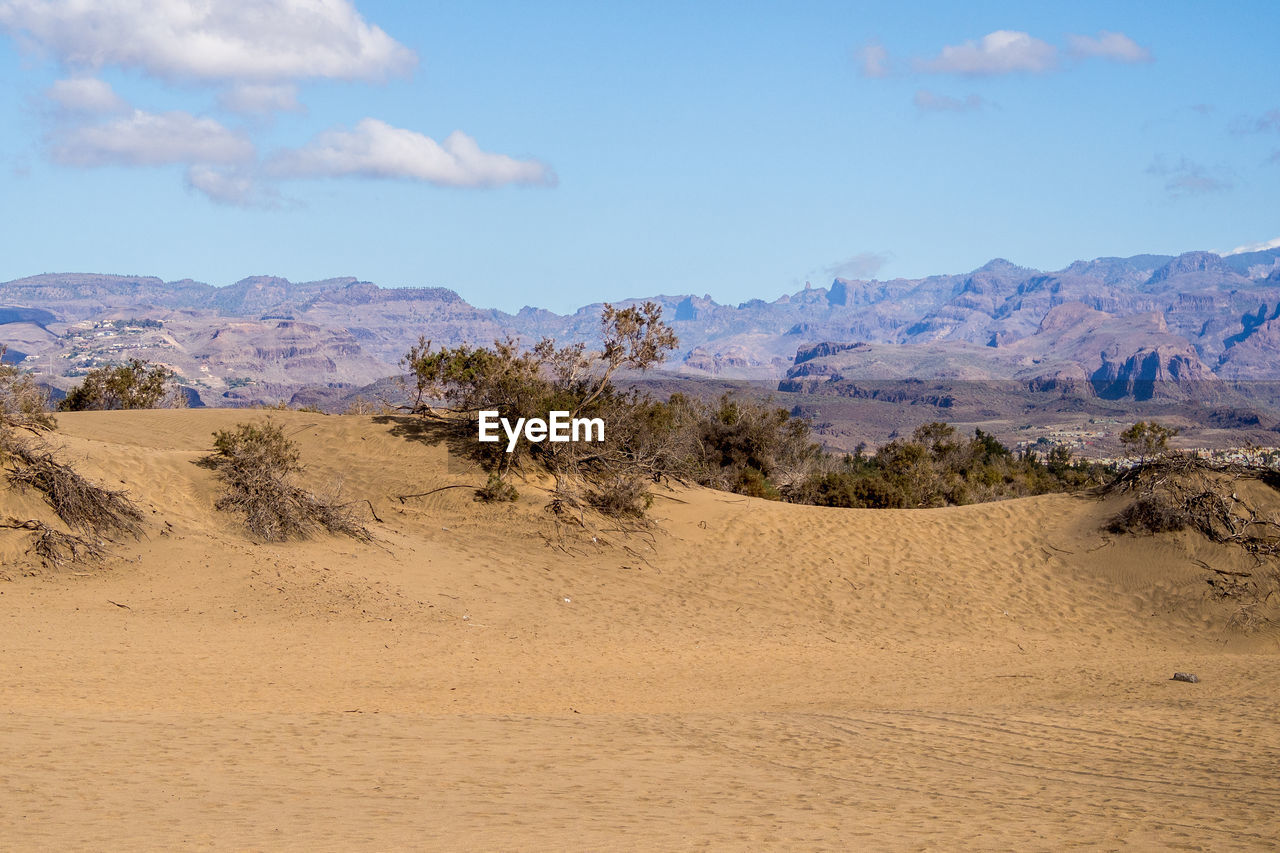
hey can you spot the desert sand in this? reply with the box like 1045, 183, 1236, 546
2, 409, 1278, 850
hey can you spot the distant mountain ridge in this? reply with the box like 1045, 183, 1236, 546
3, 246, 1280, 405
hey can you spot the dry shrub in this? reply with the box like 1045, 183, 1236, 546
3, 351, 144, 565
2, 434, 144, 539
200, 420, 370, 542
1107, 494, 1189, 535
343, 396, 393, 415
583, 473, 652, 518
1102, 455, 1280, 555
1102, 455, 1280, 630
0, 516, 107, 566
30, 521, 107, 564
0, 345, 54, 432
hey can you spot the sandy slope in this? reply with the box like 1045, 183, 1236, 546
2, 410, 1278, 850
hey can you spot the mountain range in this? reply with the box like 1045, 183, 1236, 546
3, 246, 1280, 407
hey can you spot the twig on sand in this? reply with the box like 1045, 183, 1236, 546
1193, 558, 1252, 578
107, 599, 132, 610
396, 484, 481, 503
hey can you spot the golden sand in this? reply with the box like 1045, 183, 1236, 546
2, 410, 1277, 850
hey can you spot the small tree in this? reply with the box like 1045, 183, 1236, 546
401, 303, 679, 518
59, 358, 185, 411
1120, 421, 1179, 463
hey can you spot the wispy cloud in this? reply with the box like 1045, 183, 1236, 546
913, 89, 987, 113
184, 165, 279, 208
268, 119, 557, 188
856, 40, 889, 78
877, 28, 1150, 85
50, 109, 254, 167
1146, 156, 1233, 197
1066, 30, 1152, 63
917, 30, 1058, 76
44, 77, 127, 115
0, 0, 416, 82
218, 83, 304, 116
1230, 108, 1280, 135
825, 251, 890, 280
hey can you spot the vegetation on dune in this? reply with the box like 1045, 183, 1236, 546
2, 348, 144, 566
59, 357, 186, 411
403, 301, 680, 519
787, 423, 1111, 509
199, 419, 370, 542
1103, 451, 1280, 631
0, 345, 54, 432
401, 306, 1110, 519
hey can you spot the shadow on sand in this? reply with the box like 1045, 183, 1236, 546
372, 414, 496, 476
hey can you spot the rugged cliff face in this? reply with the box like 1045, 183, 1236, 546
780, 300, 1221, 401
1089, 345, 1217, 400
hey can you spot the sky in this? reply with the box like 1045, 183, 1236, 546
1, 1, 1278, 313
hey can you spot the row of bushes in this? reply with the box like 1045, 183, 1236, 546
8, 307, 1118, 526
400, 306, 1113, 516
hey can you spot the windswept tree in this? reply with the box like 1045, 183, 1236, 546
59, 358, 186, 412
402, 302, 679, 516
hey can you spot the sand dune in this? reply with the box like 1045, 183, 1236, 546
3, 410, 1278, 850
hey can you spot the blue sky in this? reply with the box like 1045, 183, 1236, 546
1, 1, 1277, 313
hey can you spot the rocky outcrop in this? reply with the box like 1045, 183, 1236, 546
1089, 345, 1216, 400
794, 341, 869, 364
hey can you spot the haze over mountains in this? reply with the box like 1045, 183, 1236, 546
3, 246, 1280, 406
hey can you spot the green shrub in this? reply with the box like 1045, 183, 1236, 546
403, 302, 678, 518
59, 358, 185, 411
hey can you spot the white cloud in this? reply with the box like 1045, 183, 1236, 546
184, 164, 276, 207
0, 0, 415, 82
857, 41, 889, 78
919, 30, 1057, 75
50, 109, 254, 166
913, 89, 986, 113
1067, 30, 1151, 63
1225, 236, 1280, 256
44, 76, 128, 115
268, 118, 556, 188
218, 82, 303, 115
